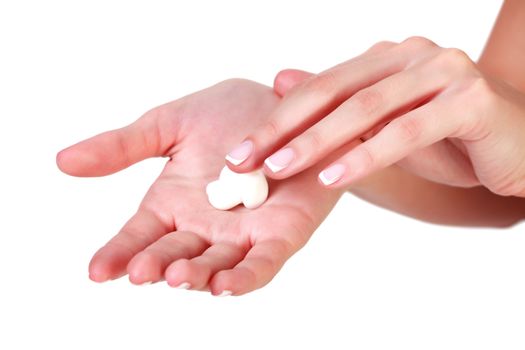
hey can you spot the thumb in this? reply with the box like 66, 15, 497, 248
273, 69, 314, 97
56, 105, 178, 177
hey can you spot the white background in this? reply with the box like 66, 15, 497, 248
1, 0, 524, 349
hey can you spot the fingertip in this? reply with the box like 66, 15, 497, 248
273, 69, 293, 96
273, 69, 313, 96
126, 252, 162, 285
262, 147, 297, 179
57, 128, 141, 177
262, 164, 292, 180
209, 268, 256, 297
89, 245, 133, 283
55, 146, 76, 176
55, 143, 100, 177
165, 258, 194, 288
224, 139, 260, 173
318, 163, 347, 187
56, 148, 65, 171
209, 270, 234, 296
225, 137, 286, 174
224, 154, 262, 175
88, 258, 111, 283
224, 160, 259, 174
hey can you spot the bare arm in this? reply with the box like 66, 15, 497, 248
347, 0, 525, 227
479, 0, 525, 93
350, 164, 525, 228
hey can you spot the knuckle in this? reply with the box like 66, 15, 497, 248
356, 143, 376, 170
300, 70, 339, 96
468, 77, 495, 100
169, 258, 192, 275
221, 77, 250, 87
392, 116, 423, 142
456, 77, 497, 136
436, 48, 474, 72
238, 265, 258, 285
351, 88, 383, 116
259, 254, 280, 273
274, 70, 290, 88
367, 40, 396, 53
140, 102, 180, 156
301, 128, 325, 151
401, 36, 436, 50
468, 78, 497, 111
141, 104, 165, 124
137, 250, 160, 264
263, 118, 282, 139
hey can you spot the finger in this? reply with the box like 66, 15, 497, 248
363, 40, 398, 54
317, 94, 465, 188
273, 69, 314, 97
88, 209, 173, 282
227, 37, 435, 172
263, 54, 449, 179
126, 231, 209, 285
209, 239, 294, 296
273, 42, 398, 97
57, 103, 179, 177
165, 242, 246, 290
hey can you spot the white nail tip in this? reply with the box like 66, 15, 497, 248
217, 290, 232, 297
264, 158, 286, 173
175, 282, 191, 290
139, 281, 152, 286
318, 172, 337, 186
225, 154, 245, 166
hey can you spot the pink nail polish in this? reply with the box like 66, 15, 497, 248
226, 140, 253, 165
264, 148, 295, 173
319, 164, 346, 185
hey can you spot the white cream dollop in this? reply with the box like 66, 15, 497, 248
206, 166, 268, 210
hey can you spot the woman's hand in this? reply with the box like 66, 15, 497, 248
57, 79, 344, 296
226, 37, 525, 197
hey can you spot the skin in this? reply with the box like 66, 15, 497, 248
232, 39, 525, 198
479, 0, 525, 93
57, 79, 343, 296
224, 0, 525, 227
265, 0, 525, 227
57, 0, 525, 297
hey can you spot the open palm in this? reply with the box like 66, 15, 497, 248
57, 79, 343, 296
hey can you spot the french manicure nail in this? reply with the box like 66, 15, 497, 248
226, 140, 253, 165
319, 164, 346, 185
216, 290, 232, 297
175, 282, 191, 290
264, 148, 295, 173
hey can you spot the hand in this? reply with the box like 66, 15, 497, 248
226, 37, 525, 197
57, 79, 343, 296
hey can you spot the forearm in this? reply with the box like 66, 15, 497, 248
478, 0, 525, 93
349, 165, 525, 227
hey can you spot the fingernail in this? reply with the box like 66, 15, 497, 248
226, 140, 253, 165
216, 290, 232, 297
138, 281, 152, 286
264, 148, 295, 173
319, 164, 346, 185
175, 282, 191, 290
